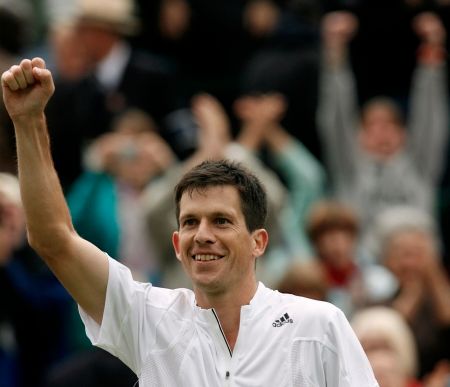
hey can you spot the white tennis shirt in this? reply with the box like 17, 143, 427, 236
80, 257, 379, 386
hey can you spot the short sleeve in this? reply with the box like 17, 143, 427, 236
79, 256, 152, 373
323, 307, 379, 387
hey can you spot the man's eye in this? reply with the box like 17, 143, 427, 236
182, 219, 197, 226
215, 218, 229, 225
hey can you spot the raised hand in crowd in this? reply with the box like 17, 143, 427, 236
84, 110, 176, 191
191, 93, 231, 157
234, 92, 287, 151
321, 11, 358, 67
413, 11, 446, 65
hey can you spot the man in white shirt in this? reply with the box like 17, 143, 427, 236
1, 58, 379, 386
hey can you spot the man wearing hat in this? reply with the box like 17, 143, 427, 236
46, 0, 184, 190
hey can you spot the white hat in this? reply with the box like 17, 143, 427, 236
74, 0, 140, 35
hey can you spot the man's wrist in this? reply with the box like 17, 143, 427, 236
12, 111, 46, 127
322, 45, 348, 68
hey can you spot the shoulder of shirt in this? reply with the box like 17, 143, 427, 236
140, 286, 196, 318
265, 286, 342, 318
108, 255, 196, 309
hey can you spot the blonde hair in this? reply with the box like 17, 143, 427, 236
351, 306, 418, 378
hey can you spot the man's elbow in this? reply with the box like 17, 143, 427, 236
27, 225, 77, 261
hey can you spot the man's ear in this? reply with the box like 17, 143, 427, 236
252, 228, 269, 258
172, 231, 182, 262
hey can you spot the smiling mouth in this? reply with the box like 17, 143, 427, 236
192, 254, 223, 262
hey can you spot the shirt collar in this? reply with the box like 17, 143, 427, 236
95, 40, 131, 90
194, 282, 270, 322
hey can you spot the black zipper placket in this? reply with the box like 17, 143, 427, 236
211, 309, 233, 357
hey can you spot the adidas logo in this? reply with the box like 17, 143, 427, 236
272, 313, 293, 327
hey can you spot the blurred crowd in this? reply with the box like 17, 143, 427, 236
0, 0, 450, 386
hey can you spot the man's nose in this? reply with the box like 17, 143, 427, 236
194, 220, 216, 244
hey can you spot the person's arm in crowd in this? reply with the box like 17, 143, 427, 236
233, 93, 272, 152
422, 252, 450, 325
232, 93, 287, 208
407, 12, 448, 183
391, 279, 425, 323
237, 92, 325, 258
263, 94, 326, 224
1, 58, 109, 324
316, 11, 359, 186
267, 123, 326, 258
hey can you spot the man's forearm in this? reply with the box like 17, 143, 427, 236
14, 113, 74, 256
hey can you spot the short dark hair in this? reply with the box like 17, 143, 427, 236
174, 159, 267, 231
361, 97, 405, 127
306, 200, 359, 243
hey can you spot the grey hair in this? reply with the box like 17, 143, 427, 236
364, 205, 440, 261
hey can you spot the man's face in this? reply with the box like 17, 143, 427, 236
367, 350, 408, 387
172, 185, 267, 297
74, 23, 118, 64
315, 229, 355, 270
359, 105, 406, 161
383, 230, 434, 284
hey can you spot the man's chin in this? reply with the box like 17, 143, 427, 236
193, 275, 225, 295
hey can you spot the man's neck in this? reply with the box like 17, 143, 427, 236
196, 280, 259, 351
217, 306, 241, 352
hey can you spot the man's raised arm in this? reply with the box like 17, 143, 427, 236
2, 58, 108, 324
